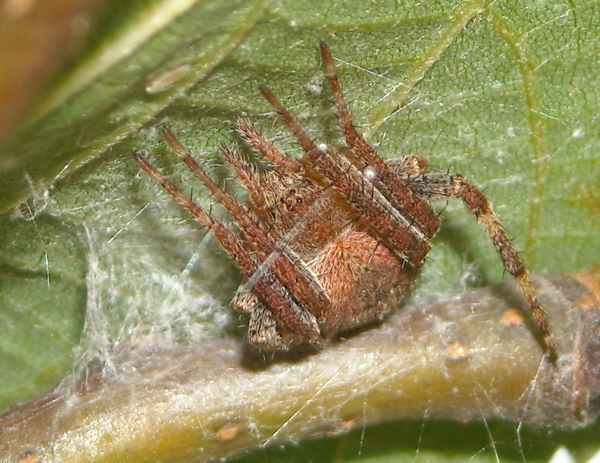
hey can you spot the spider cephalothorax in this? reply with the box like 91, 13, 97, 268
135, 43, 556, 359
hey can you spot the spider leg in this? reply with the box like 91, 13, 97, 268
220, 143, 266, 211
408, 172, 558, 360
319, 42, 440, 238
134, 152, 319, 345
235, 117, 302, 172
387, 156, 429, 179
260, 85, 430, 267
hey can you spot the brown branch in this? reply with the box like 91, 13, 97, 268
1, 271, 599, 463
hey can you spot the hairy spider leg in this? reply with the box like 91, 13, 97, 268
319, 42, 440, 239
219, 141, 267, 211
235, 117, 302, 173
133, 152, 319, 342
259, 85, 429, 267
408, 173, 558, 359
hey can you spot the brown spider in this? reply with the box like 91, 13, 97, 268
134, 43, 557, 359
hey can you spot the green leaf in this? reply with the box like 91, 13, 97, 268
1, 0, 599, 462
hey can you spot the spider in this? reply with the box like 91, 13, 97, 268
134, 43, 557, 359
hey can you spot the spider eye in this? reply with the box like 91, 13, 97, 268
289, 189, 296, 195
